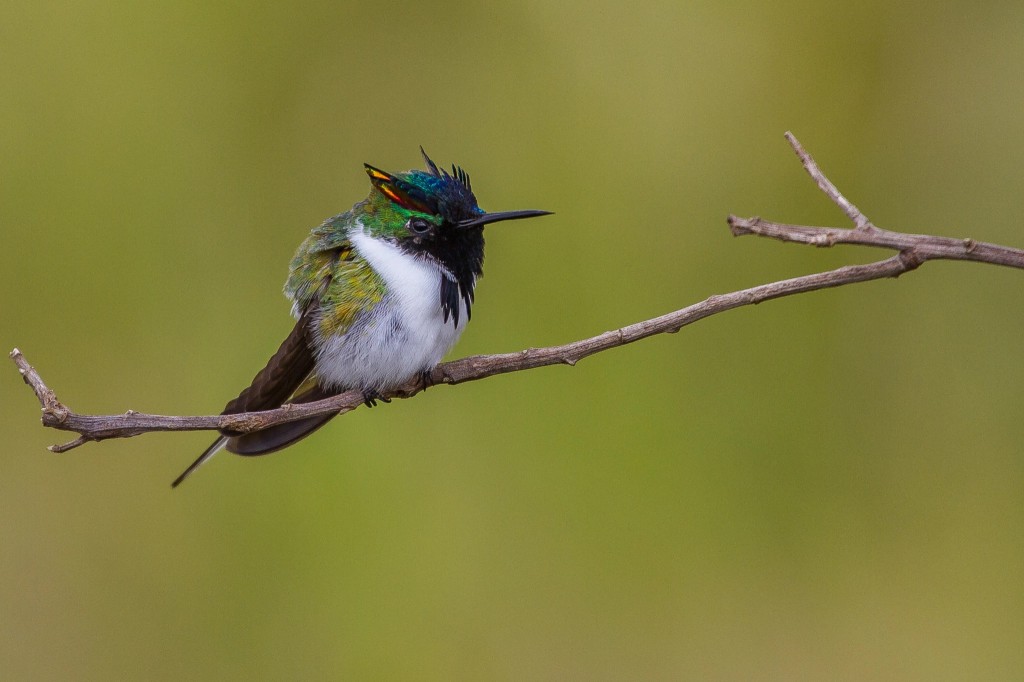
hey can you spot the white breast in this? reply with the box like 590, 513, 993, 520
313, 225, 469, 391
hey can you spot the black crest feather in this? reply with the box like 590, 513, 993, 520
419, 146, 472, 192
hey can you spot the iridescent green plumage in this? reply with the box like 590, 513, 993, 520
286, 235, 382, 340
284, 177, 448, 337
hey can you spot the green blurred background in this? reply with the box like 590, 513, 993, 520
3, 1, 1024, 679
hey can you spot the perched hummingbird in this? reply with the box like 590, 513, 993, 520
171, 150, 550, 487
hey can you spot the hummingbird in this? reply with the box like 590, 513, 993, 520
171, 149, 551, 487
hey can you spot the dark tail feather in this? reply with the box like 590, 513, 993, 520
171, 436, 227, 488
225, 384, 338, 456
170, 383, 333, 487
171, 313, 316, 488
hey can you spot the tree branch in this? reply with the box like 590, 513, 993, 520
13, 132, 1024, 452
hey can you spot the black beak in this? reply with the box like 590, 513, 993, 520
458, 209, 552, 229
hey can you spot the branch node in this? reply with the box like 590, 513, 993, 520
897, 249, 925, 273
810, 232, 835, 247
42, 405, 69, 425
436, 366, 459, 385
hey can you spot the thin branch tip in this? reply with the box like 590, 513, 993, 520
49, 436, 90, 453
784, 131, 872, 229
728, 215, 761, 237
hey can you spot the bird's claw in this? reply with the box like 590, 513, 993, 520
361, 388, 391, 408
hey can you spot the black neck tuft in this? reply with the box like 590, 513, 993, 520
402, 226, 484, 327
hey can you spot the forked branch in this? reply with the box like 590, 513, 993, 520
13, 132, 1024, 453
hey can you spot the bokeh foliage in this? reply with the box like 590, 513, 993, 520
3, 1, 1024, 679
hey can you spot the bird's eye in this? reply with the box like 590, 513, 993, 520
408, 218, 432, 235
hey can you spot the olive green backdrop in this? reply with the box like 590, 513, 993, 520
3, 1, 1023, 679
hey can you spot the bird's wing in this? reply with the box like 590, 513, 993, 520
171, 310, 317, 488
220, 308, 318, 417
314, 243, 387, 338
172, 239, 387, 486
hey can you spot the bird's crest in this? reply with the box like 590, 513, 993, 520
364, 148, 479, 223
363, 164, 435, 214
419, 147, 472, 192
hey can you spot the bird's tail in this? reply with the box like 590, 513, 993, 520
171, 312, 317, 488
170, 385, 337, 487
223, 384, 337, 456
171, 436, 227, 488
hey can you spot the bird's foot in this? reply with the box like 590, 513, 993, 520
419, 369, 434, 392
361, 388, 392, 408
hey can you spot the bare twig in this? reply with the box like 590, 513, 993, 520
727, 216, 1024, 269
784, 131, 873, 229
12, 133, 1024, 453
